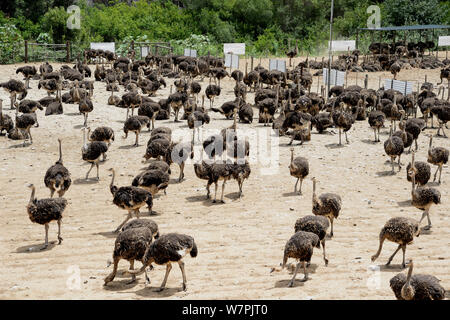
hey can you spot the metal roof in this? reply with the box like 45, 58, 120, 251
359, 25, 450, 31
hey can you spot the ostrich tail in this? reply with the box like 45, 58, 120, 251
190, 240, 198, 258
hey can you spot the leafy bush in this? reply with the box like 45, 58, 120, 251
0, 23, 24, 64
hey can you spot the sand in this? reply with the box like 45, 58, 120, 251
0, 56, 448, 300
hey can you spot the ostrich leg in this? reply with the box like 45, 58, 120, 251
401, 245, 407, 268
386, 244, 402, 265
85, 163, 94, 179
127, 260, 136, 284
156, 263, 172, 292
57, 218, 63, 244
288, 262, 301, 287
178, 260, 187, 291
113, 211, 132, 233
42, 223, 49, 250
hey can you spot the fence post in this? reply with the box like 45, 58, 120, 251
66, 41, 70, 63
251, 56, 254, 71
364, 74, 368, 89
24, 40, 28, 63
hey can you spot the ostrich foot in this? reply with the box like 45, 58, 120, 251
182, 283, 187, 291
288, 280, 294, 287
126, 277, 136, 285
40, 244, 48, 250
423, 224, 432, 231
155, 287, 165, 292
58, 236, 63, 244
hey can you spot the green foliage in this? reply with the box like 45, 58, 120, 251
0, 0, 449, 64
382, 0, 446, 26
41, 6, 80, 43
0, 23, 24, 63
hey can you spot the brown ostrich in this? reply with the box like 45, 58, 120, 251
44, 138, 72, 198
126, 233, 198, 291
371, 217, 420, 268
311, 177, 341, 237
26, 184, 68, 249
289, 148, 309, 195
389, 261, 445, 300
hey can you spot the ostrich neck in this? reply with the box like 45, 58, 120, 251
29, 186, 35, 204
290, 151, 294, 166
401, 263, 415, 300
312, 181, 318, 204
58, 140, 63, 163
110, 170, 116, 193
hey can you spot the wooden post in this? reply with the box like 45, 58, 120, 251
24, 40, 28, 63
66, 41, 70, 63
131, 40, 135, 51
251, 56, 254, 71
364, 74, 368, 89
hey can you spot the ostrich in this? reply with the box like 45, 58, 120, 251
167, 91, 188, 122
258, 87, 279, 126
15, 107, 35, 146
406, 161, 430, 186
44, 139, 71, 198
122, 91, 142, 120
371, 217, 420, 268
166, 131, 195, 183
121, 219, 159, 240
384, 125, 405, 173
18, 100, 43, 127
108, 85, 121, 106
394, 120, 413, 152
39, 61, 53, 77
286, 39, 298, 67
211, 98, 240, 119
311, 177, 341, 237
408, 151, 441, 230
78, 97, 94, 127
390, 61, 401, 79
230, 160, 251, 199
0, 99, 14, 135
332, 102, 356, 145
138, 102, 160, 130
389, 261, 445, 300
109, 168, 153, 233
88, 126, 115, 147
16, 66, 37, 89
123, 115, 150, 147
104, 227, 154, 285
126, 233, 198, 291
38, 79, 58, 97
271, 231, 320, 286
205, 81, 221, 108
26, 184, 68, 249
368, 100, 385, 142
0, 79, 28, 109
142, 160, 171, 175
81, 127, 108, 180
282, 111, 312, 145
294, 215, 330, 266
132, 169, 170, 197
432, 104, 450, 137
405, 118, 425, 152
289, 148, 309, 195
207, 163, 235, 203
427, 135, 449, 184
144, 137, 171, 162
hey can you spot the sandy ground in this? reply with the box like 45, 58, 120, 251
0, 55, 449, 300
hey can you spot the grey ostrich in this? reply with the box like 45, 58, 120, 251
104, 227, 153, 285
109, 168, 154, 233
79, 97, 94, 127
26, 184, 68, 249
15, 106, 36, 146
88, 126, 115, 147
408, 151, 441, 230
311, 177, 342, 237
0, 99, 14, 135
389, 261, 445, 300
126, 233, 198, 291
271, 231, 320, 286
384, 125, 404, 173
123, 115, 150, 147
81, 127, 108, 180
294, 215, 329, 266
289, 147, 309, 195
368, 99, 385, 142
44, 138, 72, 198
427, 135, 449, 184
121, 218, 159, 239
132, 169, 170, 197
371, 217, 420, 268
